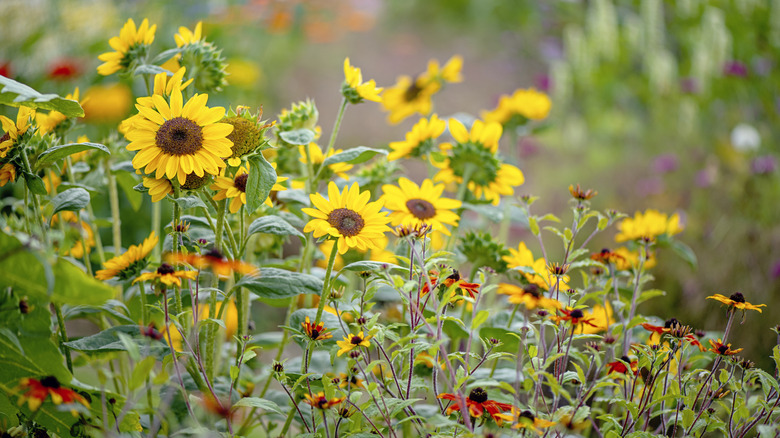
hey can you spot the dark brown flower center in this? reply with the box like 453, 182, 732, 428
717, 345, 728, 354
570, 309, 584, 319
40, 376, 61, 389
0, 132, 10, 144
157, 263, 175, 275
664, 317, 680, 329
519, 410, 535, 421
446, 270, 461, 281
156, 117, 203, 156
233, 173, 248, 192
405, 198, 436, 220
404, 81, 423, 102
327, 208, 365, 237
309, 329, 320, 339
729, 292, 745, 303
524, 284, 541, 298
350, 335, 363, 345
468, 387, 488, 404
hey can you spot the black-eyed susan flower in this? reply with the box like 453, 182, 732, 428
503, 242, 569, 290
337, 372, 364, 389
16, 376, 89, 415
95, 231, 158, 280
606, 356, 638, 375
615, 209, 683, 242
590, 248, 626, 266
708, 338, 743, 356
438, 387, 514, 425
125, 87, 233, 186
707, 292, 766, 313
482, 88, 552, 126
387, 114, 446, 161
133, 262, 198, 288
336, 331, 372, 356
497, 283, 561, 310
342, 58, 383, 104
381, 56, 461, 124
0, 106, 35, 159
0, 163, 16, 187
642, 318, 705, 351
568, 184, 598, 201
302, 182, 391, 255
552, 307, 599, 329
97, 18, 156, 76
303, 392, 345, 410
380, 178, 461, 236
496, 409, 556, 433
170, 248, 259, 277
302, 316, 333, 341
420, 270, 481, 299
298, 143, 353, 180
433, 118, 524, 205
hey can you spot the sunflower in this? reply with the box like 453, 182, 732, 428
381, 56, 461, 125
298, 143, 353, 180
496, 409, 557, 433
336, 331, 372, 356
52, 211, 95, 259
0, 106, 35, 159
97, 18, 157, 76
15, 376, 89, 416
175, 22, 203, 47
36, 88, 83, 134
125, 87, 234, 185
0, 163, 16, 187
134, 262, 198, 288
481, 88, 552, 126
615, 209, 683, 242
302, 182, 392, 255
211, 162, 288, 213
433, 118, 524, 205
497, 283, 561, 310
303, 392, 345, 410
387, 114, 446, 161
438, 387, 513, 425
707, 292, 766, 313
503, 242, 569, 290
380, 178, 461, 236
142, 176, 173, 202
342, 57, 383, 103
95, 231, 158, 280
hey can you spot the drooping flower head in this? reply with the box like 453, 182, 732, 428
0, 106, 35, 159
381, 55, 462, 124
15, 376, 89, 416
302, 316, 333, 342
336, 331, 372, 356
380, 178, 461, 236
433, 118, 524, 205
387, 114, 446, 161
97, 18, 157, 76
615, 209, 683, 243
482, 88, 552, 126
342, 58, 383, 103
133, 262, 198, 288
95, 231, 158, 280
302, 182, 392, 255
438, 387, 514, 425
125, 87, 234, 185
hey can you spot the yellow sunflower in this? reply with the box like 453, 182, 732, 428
175, 22, 203, 47
36, 88, 83, 134
433, 118, 524, 205
503, 242, 569, 290
121, 68, 193, 136
380, 178, 461, 236
298, 143, 353, 179
0, 163, 16, 187
134, 262, 198, 287
342, 57, 383, 103
125, 87, 233, 185
482, 88, 552, 125
615, 209, 683, 242
0, 106, 35, 159
387, 114, 446, 161
97, 18, 157, 76
52, 211, 95, 259
142, 176, 173, 202
95, 231, 158, 280
302, 182, 392, 255
211, 162, 288, 213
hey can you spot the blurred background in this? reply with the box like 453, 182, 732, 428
2, 0, 778, 365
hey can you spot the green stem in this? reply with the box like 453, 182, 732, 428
303, 240, 339, 374
445, 163, 476, 250
206, 199, 229, 381
171, 183, 183, 315
54, 303, 73, 373
106, 159, 122, 255
20, 148, 49, 246
151, 202, 162, 261
313, 98, 348, 182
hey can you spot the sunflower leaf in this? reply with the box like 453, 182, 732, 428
279, 128, 316, 145
134, 64, 169, 76
322, 146, 387, 166
247, 215, 305, 244
171, 195, 207, 211
234, 268, 323, 306
36, 142, 110, 168
246, 154, 276, 214
0, 76, 83, 116
51, 188, 90, 217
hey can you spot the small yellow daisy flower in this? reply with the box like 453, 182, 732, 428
707, 292, 766, 313
336, 331, 372, 356
342, 57, 383, 103
615, 209, 683, 243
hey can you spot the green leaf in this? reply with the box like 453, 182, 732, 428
668, 239, 697, 270
246, 154, 277, 214
234, 268, 323, 305
279, 129, 316, 146
171, 195, 207, 210
64, 325, 168, 359
129, 356, 157, 391
0, 76, 83, 116
134, 64, 169, 76
35, 142, 109, 168
24, 173, 47, 195
51, 258, 114, 305
247, 215, 305, 244
341, 260, 404, 273
233, 397, 284, 415
288, 309, 345, 347
51, 188, 90, 217
471, 310, 490, 329
322, 146, 387, 166
529, 216, 540, 236
462, 203, 503, 222
115, 172, 143, 211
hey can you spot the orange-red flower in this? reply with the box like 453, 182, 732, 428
708, 339, 743, 356
606, 356, 638, 375
16, 376, 89, 415
552, 308, 599, 328
169, 248, 259, 277
590, 248, 627, 266
438, 387, 514, 425
421, 270, 480, 299
303, 392, 345, 409
302, 316, 333, 341
133, 262, 198, 287
641, 318, 705, 351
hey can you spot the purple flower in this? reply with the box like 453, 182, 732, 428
771, 260, 780, 280
723, 61, 748, 77
653, 153, 678, 173
750, 155, 777, 175
680, 77, 698, 94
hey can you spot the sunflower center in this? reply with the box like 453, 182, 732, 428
156, 117, 204, 156
350, 335, 364, 345
40, 376, 61, 389
570, 309, 584, 319
404, 81, 423, 102
406, 198, 436, 220
729, 292, 745, 303
0, 132, 9, 143
519, 410, 535, 421
468, 387, 488, 403
327, 208, 365, 237
234, 174, 248, 193
524, 284, 540, 298
157, 263, 175, 275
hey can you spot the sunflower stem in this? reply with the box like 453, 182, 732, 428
19, 148, 49, 246
446, 163, 476, 251
171, 182, 183, 316
54, 303, 73, 373
304, 240, 340, 373
313, 97, 348, 182
106, 158, 122, 256
206, 199, 229, 381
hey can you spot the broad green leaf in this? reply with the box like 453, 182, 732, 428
529, 216, 540, 235
234, 268, 323, 305
0, 76, 83, 116
247, 215, 305, 243
461, 203, 503, 222
134, 64, 169, 76
35, 142, 110, 168
64, 325, 168, 359
279, 128, 316, 145
171, 195, 207, 210
51, 258, 114, 305
24, 173, 47, 195
471, 310, 490, 329
341, 260, 404, 273
321, 146, 387, 166
668, 239, 697, 270
51, 188, 90, 217
233, 397, 284, 415
246, 154, 276, 214
115, 172, 143, 211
